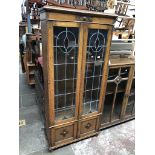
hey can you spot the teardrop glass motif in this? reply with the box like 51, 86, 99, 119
64, 37, 69, 49
95, 38, 100, 49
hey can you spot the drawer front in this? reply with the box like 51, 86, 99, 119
51, 122, 77, 146
79, 116, 99, 137
55, 125, 74, 142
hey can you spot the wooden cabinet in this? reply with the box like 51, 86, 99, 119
39, 6, 117, 149
100, 57, 135, 129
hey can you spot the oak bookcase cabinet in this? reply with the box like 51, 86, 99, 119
39, 6, 118, 149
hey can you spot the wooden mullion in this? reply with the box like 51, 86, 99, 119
79, 24, 88, 118
77, 23, 88, 139
75, 23, 84, 119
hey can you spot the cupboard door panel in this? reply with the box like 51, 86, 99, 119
101, 66, 131, 127
53, 26, 80, 121
82, 28, 108, 115
55, 125, 74, 142
79, 116, 99, 137
51, 122, 77, 146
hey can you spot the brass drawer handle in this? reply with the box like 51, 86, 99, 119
85, 123, 91, 129
77, 16, 93, 22
60, 129, 69, 137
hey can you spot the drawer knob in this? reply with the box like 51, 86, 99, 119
85, 123, 91, 129
60, 129, 69, 137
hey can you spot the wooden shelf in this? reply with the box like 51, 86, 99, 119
29, 79, 35, 85
106, 89, 126, 95
109, 57, 135, 66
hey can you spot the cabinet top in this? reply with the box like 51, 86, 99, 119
40, 6, 118, 19
109, 57, 135, 66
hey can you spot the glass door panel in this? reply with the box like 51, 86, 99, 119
106, 82, 116, 94
120, 67, 130, 78
112, 92, 124, 121
101, 94, 114, 123
53, 26, 79, 121
108, 68, 119, 80
82, 29, 108, 115
101, 67, 129, 125
118, 80, 128, 92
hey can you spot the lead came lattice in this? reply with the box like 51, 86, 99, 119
83, 29, 107, 114
54, 27, 79, 120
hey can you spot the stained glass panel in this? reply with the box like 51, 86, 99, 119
82, 29, 108, 114
53, 27, 79, 121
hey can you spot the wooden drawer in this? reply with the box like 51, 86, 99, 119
79, 116, 99, 138
51, 122, 77, 146
55, 125, 74, 142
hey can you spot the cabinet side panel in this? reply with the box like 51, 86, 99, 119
41, 20, 51, 145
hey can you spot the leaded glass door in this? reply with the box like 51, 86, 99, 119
101, 66, 130, 125
79, 24, 112, 117
51, 22, 83, 123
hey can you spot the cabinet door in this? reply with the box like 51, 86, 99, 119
101, 66, 131, 126
79, 24, 112, 117
49, 22, 83, 123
